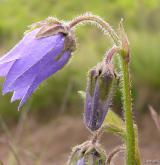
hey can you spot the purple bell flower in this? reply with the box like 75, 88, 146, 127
0, 18, 76, 109
84, 62, 116, 131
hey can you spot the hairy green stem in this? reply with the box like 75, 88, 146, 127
119, 55, 136, 165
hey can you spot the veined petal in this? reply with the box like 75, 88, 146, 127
8, 41, 66, 92
0, 61, 15, 76
18, 50, 71, 109
0, 39, 25, 65
0, 29, 42, 64
2, 31, 64, 94
11, 86, 30, 102
85, 93, 92, 126
89, 79, 100, 130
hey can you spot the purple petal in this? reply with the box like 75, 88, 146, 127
85, 79, 101, 130
0, 39, 25, 65
76, 157, 85, 165
2, 29, 64, 94
0, 29, 43, 65
11, 87, 29, 102
18, 50, 71, 109
0, 61, 15, 76
84, 71, 114, 131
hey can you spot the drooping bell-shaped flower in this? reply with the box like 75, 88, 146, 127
0, 17, 76, 109
84, 62, 116, 131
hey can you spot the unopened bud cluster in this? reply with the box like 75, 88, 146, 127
68, 141, 106, 165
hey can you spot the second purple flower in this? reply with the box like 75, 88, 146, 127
84, 62, 116, 131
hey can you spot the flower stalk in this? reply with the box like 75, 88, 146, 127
69, 13, 120, 45
69, 13, 140, 164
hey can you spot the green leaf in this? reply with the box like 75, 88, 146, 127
102, 110, 126, 139
103, 110, 124, 128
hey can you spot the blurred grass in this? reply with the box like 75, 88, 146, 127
0, 0, 160, 121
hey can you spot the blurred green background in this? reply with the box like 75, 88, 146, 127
0, 0, 160, 122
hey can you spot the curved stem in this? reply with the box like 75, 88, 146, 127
103, 45, 120, 63
106, 145, 125, 165
69, 13, 120, 45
